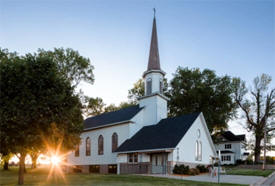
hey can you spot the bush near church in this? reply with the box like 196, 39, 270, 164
196, 165, 209, 173
173, 164, 202, 175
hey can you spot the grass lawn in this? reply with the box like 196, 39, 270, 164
0, 167, 244, 186
225, 168, 274, 177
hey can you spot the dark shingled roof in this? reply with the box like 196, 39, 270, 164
84, 105, 143, 130
115, 112, 200, 153
222, 131, 245, 141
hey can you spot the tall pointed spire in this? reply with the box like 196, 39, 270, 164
147, 10, 161, 71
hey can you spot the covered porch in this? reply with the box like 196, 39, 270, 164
117, 149, 173, 174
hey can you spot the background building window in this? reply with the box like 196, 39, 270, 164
222, 155, 231, 161
225, 144, 232, 149
86, 137, 91, 156
75, 145, 79, 157
112, 132, 118, 152
98, 135, 104, 155
146, 78, 152, 95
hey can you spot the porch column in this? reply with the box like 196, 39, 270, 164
117, 163, 120, 175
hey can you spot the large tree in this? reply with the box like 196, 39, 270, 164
36, 48, 94, 87
233, 74, 275, 163
168, 67, 238, 133
83, 97, 105, 117
0, 50, 84, 184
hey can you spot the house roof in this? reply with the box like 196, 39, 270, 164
115, 112, 200, 153
83, 105, 143, 130
217, 150, 234, 154
213, 131, 245, 143
222, 131, 245, 141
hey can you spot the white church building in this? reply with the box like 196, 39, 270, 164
67, 15, 217, 174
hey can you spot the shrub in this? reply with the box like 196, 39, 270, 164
266, 156, 275, 164
189, 168, 200, 175
236, 159, 245, 165
196, 165, 209, 173
173, 164, 190, 174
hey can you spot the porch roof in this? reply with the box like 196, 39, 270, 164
115, 112, 200, 153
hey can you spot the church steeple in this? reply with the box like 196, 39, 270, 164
138, 10, 168, 126
143, 11, 166, 96
147, 12, 161, 71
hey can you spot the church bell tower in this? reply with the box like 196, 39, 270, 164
138, 11, 168, 125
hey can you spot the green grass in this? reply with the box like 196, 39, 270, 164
0, 167, 244, 186
225, 168, 274, 177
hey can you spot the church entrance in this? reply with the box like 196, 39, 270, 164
151, 153, 168, 174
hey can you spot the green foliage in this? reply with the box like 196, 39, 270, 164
36, 48, 94, 87
0, 48, 88, 184
173, 164, 190, 174
83, 97, 105, 116
0, 51, 83, 152
189, 168, 200, 175
168, 67, 238, 133
196, 165, 209, 173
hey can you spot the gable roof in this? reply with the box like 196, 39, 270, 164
84, 105, 143, 130
213, 131, 245, 143
221, 131, 245, 141
115, 112, 200, 153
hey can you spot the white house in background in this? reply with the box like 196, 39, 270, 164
214, 131, 249, 165
67, 15, 217, 174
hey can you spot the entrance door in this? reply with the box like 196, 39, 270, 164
151, 153, 167, 174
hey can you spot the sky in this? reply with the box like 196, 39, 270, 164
0, 0, 274, 141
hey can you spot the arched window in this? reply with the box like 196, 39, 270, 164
195, 140, 199, 161
146, 78, 152, 95
159, 79, 163, 94
75, 145, 79, 157
112, 132, 118, 152
86, 137, 91, 156
199, 141, 202, 161
98, 135, 104, 155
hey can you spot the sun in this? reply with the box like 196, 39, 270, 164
50, 155, 61, 166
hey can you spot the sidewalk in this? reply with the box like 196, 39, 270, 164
252, 171, 275, 186
141, 174, 263, 185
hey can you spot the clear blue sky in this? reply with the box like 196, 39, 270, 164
1, 0, 274, 136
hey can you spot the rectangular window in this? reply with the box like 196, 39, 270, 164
225, 144, 232, 149
75, 145, 79, 157
146, 79, 152, 95
222, 155, 231, 161
128, 153, 138, 163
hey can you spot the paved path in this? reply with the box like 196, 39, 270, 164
259, 171, 275, 186
141, 174, 263, 185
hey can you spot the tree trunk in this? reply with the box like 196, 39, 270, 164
3, 160, 9, 170
254, 135, 262, 163
31, 154, 38, 169
18, 153, 26, 185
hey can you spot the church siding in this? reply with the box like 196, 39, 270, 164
174, 114, 216, 166
67, 123, 130, 166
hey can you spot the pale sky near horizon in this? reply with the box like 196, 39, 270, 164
1, 0, 274, 143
